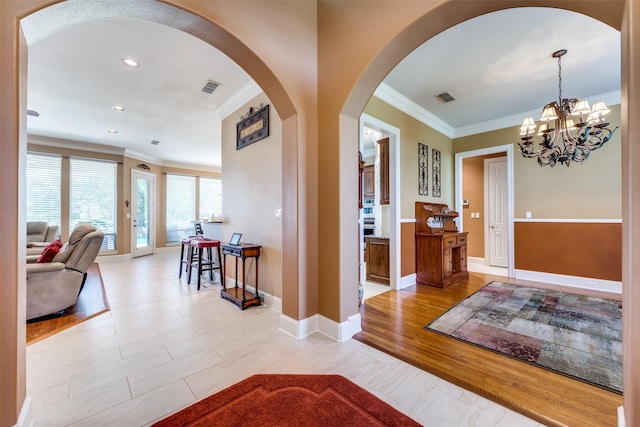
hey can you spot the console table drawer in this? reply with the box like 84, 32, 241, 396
443, 236, 458, 247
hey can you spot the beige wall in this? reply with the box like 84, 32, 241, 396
454, 105, 622, 219
364, 96, 454, 218
221, 93, 283, 299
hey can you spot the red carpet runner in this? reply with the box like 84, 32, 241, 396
153, 374, 421, 426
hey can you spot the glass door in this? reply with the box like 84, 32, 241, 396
131, 170, 155, 257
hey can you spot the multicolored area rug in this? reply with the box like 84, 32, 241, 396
426, 281, 622, 394
152, 374, 421, 426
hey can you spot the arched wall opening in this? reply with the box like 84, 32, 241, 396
1, 1, 308, 425
324, 0, 636, 424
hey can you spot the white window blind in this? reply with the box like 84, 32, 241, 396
70, 158, 117, 251
199, 178, 222, 220
26, 153, 61, 226
166, 174, 196, 243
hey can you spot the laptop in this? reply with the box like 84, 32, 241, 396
229, 233, 242, 246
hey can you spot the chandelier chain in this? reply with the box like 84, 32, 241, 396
557, 55, 562, 106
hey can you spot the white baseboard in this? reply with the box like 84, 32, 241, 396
514, 269, 622, 294
618, 406, 625, 427
399, 273, 416, 289
16, 395, 32, 427
279, 312, 362, 342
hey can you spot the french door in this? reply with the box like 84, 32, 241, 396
131, 170, 155, 258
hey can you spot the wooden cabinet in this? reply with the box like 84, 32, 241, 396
365, 236, 389, 285
415, 202, 468, 288
363, 165, 375, 199
378, 138, 389, 205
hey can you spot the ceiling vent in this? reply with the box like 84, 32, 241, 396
27, 109, 40, 117
434, 91, 456, 103
202, 80, 221, 94
151, 140, 160, 145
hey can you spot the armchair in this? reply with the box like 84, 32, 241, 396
26, 221, 61, 256
26, 224, 104, 320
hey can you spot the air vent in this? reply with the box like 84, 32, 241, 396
27, 109, 40, 117
434, 91, 456, 103
202, 80, 221, 94
151, 140, 160, 145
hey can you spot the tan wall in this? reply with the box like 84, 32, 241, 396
454, 105, 622, 219
221, 93, 283, 298
364, 96, 454, 218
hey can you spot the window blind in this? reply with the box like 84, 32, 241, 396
26, 153, 61, 225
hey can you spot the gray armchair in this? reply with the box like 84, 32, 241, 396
26, 224, 104, 320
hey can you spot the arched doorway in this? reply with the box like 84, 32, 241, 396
323, 1, 636, 424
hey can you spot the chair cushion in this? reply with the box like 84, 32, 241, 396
36, 240, 63, 263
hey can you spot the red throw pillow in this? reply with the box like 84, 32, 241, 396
36, 240, 63, 263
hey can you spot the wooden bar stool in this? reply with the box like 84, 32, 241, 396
188, 238, 224, 290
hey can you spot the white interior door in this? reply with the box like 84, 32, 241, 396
486, 157, 508, 267
131, 170, 155, 258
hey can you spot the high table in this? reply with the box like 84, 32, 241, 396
220, 242, 262, 309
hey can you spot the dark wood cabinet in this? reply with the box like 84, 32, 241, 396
378, 138, 389, 205
415, 202, 468, 288
365, 236, 389, 285
363, 165, 375, 199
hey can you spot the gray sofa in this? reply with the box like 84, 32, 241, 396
26, 221, 61, 256
26, 224, 104, 320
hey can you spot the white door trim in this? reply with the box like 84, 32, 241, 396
455, 144, 514, 278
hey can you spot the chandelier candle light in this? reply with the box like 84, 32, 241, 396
518, 49, 618, 167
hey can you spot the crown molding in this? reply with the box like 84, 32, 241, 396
28, 133, 125, 156
374, 83, 455, 138
217, 80, 263, 120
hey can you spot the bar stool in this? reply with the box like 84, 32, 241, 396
188, 238, 224, 290
178, 223, 205, 278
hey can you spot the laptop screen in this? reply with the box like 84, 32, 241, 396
229, 233, 242, 245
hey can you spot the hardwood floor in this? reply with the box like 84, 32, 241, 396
356, 272, 623, 427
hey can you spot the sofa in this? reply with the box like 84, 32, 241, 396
26, 221, 60, 256
26, 224, 104, 320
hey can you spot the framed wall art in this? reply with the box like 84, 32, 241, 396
432, 148, 441, 197
236, 104, 270, 150
418, 143, 428, 196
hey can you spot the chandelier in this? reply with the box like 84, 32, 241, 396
518, 49, 618, 167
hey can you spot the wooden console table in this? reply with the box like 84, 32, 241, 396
220, 242, 262, 309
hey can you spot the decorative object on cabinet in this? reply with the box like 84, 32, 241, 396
365, 236, 389, 285
358, 151, 365, 209
432, 148, 441, 197
378, 137, 390, 205
418, 143, 428, 196
415, 202, 468, 288
236, 104, 269, 150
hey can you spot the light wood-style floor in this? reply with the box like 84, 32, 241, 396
26, 252, 543, 427
357, 272, 623, 427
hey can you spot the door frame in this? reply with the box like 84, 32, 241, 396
360, 114, 402, 289
131, 169, 156, 258
455, 144, 514, 278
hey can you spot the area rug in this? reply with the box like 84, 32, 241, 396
27, 263, 109, 345
426, 281, 622, 393
152, 374, 421, 426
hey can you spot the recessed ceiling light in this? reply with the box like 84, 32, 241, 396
107, 129, 118, 134
121, 58, 140, 68
112, 105, 125, 112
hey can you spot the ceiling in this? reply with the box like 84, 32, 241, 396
25, 7, 620, 170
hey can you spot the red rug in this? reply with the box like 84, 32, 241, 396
153, 374, 421, 426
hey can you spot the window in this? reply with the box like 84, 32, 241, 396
166, 174, 196, 243
70, 158, 118, 251
199, 177, 222, 220
26, 153, 61, 226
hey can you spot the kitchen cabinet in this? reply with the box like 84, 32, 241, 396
365, 236, 389, 285
378, 138, 389, 205
363, 165, 375, 199
415, 202, 468, 288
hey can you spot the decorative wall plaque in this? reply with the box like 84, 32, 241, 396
418, 143, 428, 196
236, 104, 270, 150
432, 148, 441, 197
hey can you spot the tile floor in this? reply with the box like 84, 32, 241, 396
26, 251, 543, 426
